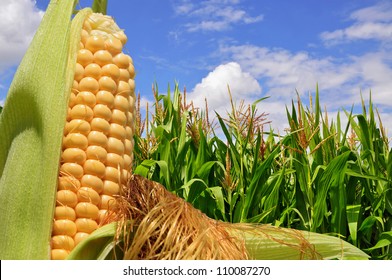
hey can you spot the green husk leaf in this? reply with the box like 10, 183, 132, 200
67, 222, 122, 260
228, 225, 369, 260
0, 0, 91, 259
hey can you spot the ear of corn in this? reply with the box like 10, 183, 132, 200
52, 11, 135, 260
0, 0, 135, 260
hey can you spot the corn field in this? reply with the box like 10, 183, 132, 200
133, 84, 392, 260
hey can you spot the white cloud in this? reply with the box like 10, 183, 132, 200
320, 2, 392, 44
188, 62, 261, 115
0, 0, 44, 71
173, 0, 263, 32
204, 43, 392, 136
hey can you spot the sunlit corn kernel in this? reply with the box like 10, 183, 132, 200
60, 163, 84, 179
111, 109, 127, 125
123, 154, 132, 169
72, 80, 79, 93
98, 209, 108, 224
69, 92, 76, 108
103, 180, 120, 196
128, 79, 135, 93
119, 68, 130, 82
58, 176, 80, 192
75, 202, 99, 219
75, 218, 98, 233
74, 63, 84, 82
85, 35, 105, 53
124, 139, 133, 154
109, 123, 126, 140
84, 159, 107, 178
113, 95, 129, 112
90, 117, 111, 134
128, 63, 135, 79
95, 90, 114, 108
107, 137, 124, 155
80, 29, 89, 45
113, 53, 130, 69
62, 148, 86, 165
98, 76, 117, 93
94, 50, 113, 66
64, 119, 91, 136
77, 187, 101, 205
83, 19, 92, 32
51, 235, 75, 251
113, 31, 127, 45
51, 249, 69, 260
105, 166, 121, 182
81, 174, 104, 194
106, 153, 124, 168
84, 63, 102, 80
87, 131, 108, 148
74, 232, 89, 246
63, 133, 88, 150
122, 169, 131, 184
101, 63, 120, 81
54, 206, 76, 221
77, 49, 94, 67
100, 194, 118, 210
117, 80, 131, 96
74, 91, 96, 107
86, 145, 107, 162
52, 219, 77, 236
56, 190, 78, 208
93, 104, 112, 121
105, 37, 123, 55
126, 112, 134, 126
78, 77, 99, 93
70, 104, 94, 122
125, 126, 133, 139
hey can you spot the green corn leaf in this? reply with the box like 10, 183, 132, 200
92, 0, 108, 14
0, 0, 91, 259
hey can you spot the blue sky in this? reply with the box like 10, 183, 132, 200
1, 0, 392, 135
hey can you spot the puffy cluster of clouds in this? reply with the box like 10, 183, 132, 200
182, 1, 392, 135
0, 0, 44, 72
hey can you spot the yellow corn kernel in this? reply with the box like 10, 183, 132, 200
81, 175, 104, 194
56, 190, 78, 207
86, 145, 108, 162
75, 218, 98, 233
54, 206, 76, 221
64, 119, 91, 136
85, 35, 105, 53
51, 235, 75, 251
62, 148, 87, 165
83, 159, 106, 178
74, 91, 97, 107
84, 63, 102, 80
52, 220, 77, 236
75, 202, 99, 219
90, 117, 111, 134
98, 76, 117, 93
77, 186, 101, 205
79, 77, 99, 93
